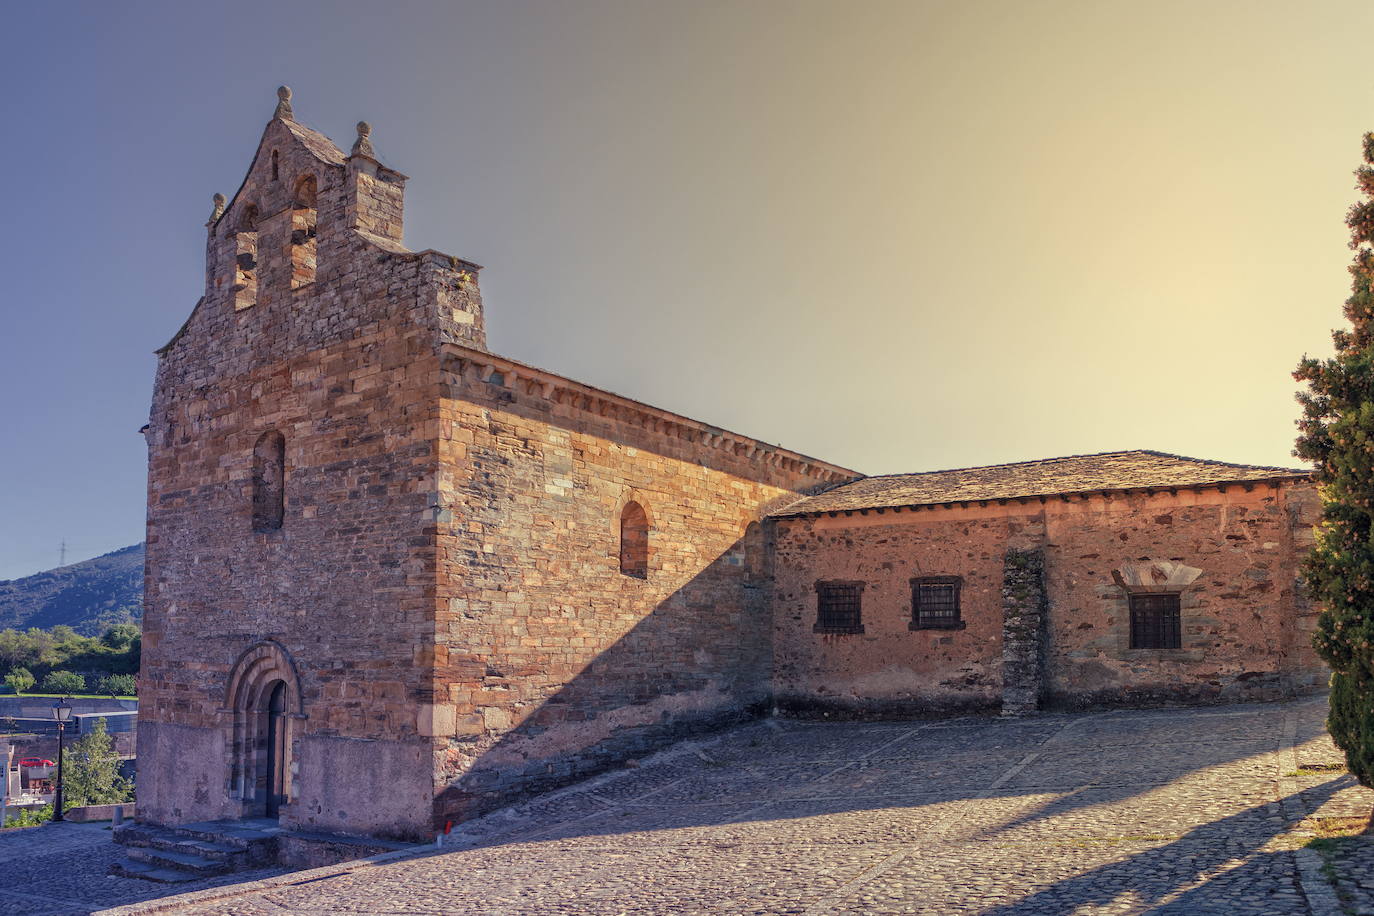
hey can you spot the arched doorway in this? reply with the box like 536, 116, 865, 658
225, 641, 303, 820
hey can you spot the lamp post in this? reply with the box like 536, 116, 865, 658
51, 698, 71, 822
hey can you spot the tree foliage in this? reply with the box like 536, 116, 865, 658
100, 623, 140, 650
1295, 130, 1374, 788
62, 717, 133, 807
0, 624, 138, 692
2, 667, 33, 695
39, 670, 85, 694
96, 673, 136, 697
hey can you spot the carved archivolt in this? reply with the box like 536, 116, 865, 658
1111, 560, 1202, 594
225, 639, 304, 715
224, 640, 304, 813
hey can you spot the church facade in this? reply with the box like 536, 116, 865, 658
137, 89, 1325, 844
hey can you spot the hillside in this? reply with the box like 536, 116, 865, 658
0, 544, 143, 634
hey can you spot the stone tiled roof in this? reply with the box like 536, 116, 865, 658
283, 119, 347, 166
770, 450, 1311, 517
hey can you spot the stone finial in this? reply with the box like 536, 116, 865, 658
274, 86, 294, 120
209, 192, 226, 225
351, 121, 375, 158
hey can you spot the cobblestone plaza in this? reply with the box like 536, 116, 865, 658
2, 695, 1370, 914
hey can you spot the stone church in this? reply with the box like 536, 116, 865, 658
137, 88, 1326, 845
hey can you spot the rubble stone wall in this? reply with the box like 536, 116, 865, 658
771, 506, 1040, 716
1042, 481, 1325, 707
771, 481, 1324, 716
1001, 548, 1048, 716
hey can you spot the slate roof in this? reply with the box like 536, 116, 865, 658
283, 119, 347, 166
770, 450, 1311, 517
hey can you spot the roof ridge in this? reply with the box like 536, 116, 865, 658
1129, 449, 1309, 473
854, 449, 1308, 481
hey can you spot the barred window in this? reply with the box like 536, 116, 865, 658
912, 576, 963, 629
1129, 593, 1181, 649
814, 581, 864, 634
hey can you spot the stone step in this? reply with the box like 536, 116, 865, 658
115, 823, 242, 858
108, 858, 204, 884
153, 835, 245, 862
170, 819, 282, 850
110, 823, 168, 849
125, 845, 230, 877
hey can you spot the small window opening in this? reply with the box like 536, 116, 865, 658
1129, 593, 1181, 649
290, 176, 318, 289
293, 174, 317, 208
271, 150, 279, 181
912, 576, 963, 630
814, 581, 864, 634
620, 501, 648, 578
234, 204, 260, 310
252, 430, 286, 532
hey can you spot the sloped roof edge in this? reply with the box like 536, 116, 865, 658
770, 449, 1312, 517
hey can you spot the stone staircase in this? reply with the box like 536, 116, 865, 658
110, 818, 283, 883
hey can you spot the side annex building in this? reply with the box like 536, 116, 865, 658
137, 90, 1326, 846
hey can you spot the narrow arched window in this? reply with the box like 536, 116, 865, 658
252, 431, 285, 532
620, 501, 648, 578
293, 174, 317, 208
271, 150, 280, 181
290, 176, 318, 288
234, 204, 260, 311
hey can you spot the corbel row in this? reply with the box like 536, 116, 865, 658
447, 353, 848, 483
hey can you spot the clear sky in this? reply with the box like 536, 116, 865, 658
0, 0, 1368, 580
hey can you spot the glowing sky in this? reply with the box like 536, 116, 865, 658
0, 0, 1369, 579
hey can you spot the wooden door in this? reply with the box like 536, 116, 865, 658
264, 681, 287, 818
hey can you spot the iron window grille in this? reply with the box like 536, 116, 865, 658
911, 576, 964, 630
1129, 592, 1182, 649
814, 581, 865, 634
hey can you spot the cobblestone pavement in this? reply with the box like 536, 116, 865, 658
0, 820, 284, 915
7, 695, 1374, 915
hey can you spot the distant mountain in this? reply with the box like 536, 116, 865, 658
0, 544, 143, 635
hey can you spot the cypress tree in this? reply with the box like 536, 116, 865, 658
1295, 130, 1374, 790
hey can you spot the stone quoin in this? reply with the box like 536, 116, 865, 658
135, 88, 1326, 853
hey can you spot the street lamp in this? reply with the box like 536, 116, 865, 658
51, 698, 71, 822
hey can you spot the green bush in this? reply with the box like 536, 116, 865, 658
39, 670, 85, 694
2, 805, 53, 828
96, 673, 136, 697
3, 667, 34, 695
1295, 128, 1374, 790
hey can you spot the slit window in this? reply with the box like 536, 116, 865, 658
252, 430, 286, 532
814, 581, 864, 634
619, 501, 648, 578
1129, 593, 1181, 649
912, 576, 963, 629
